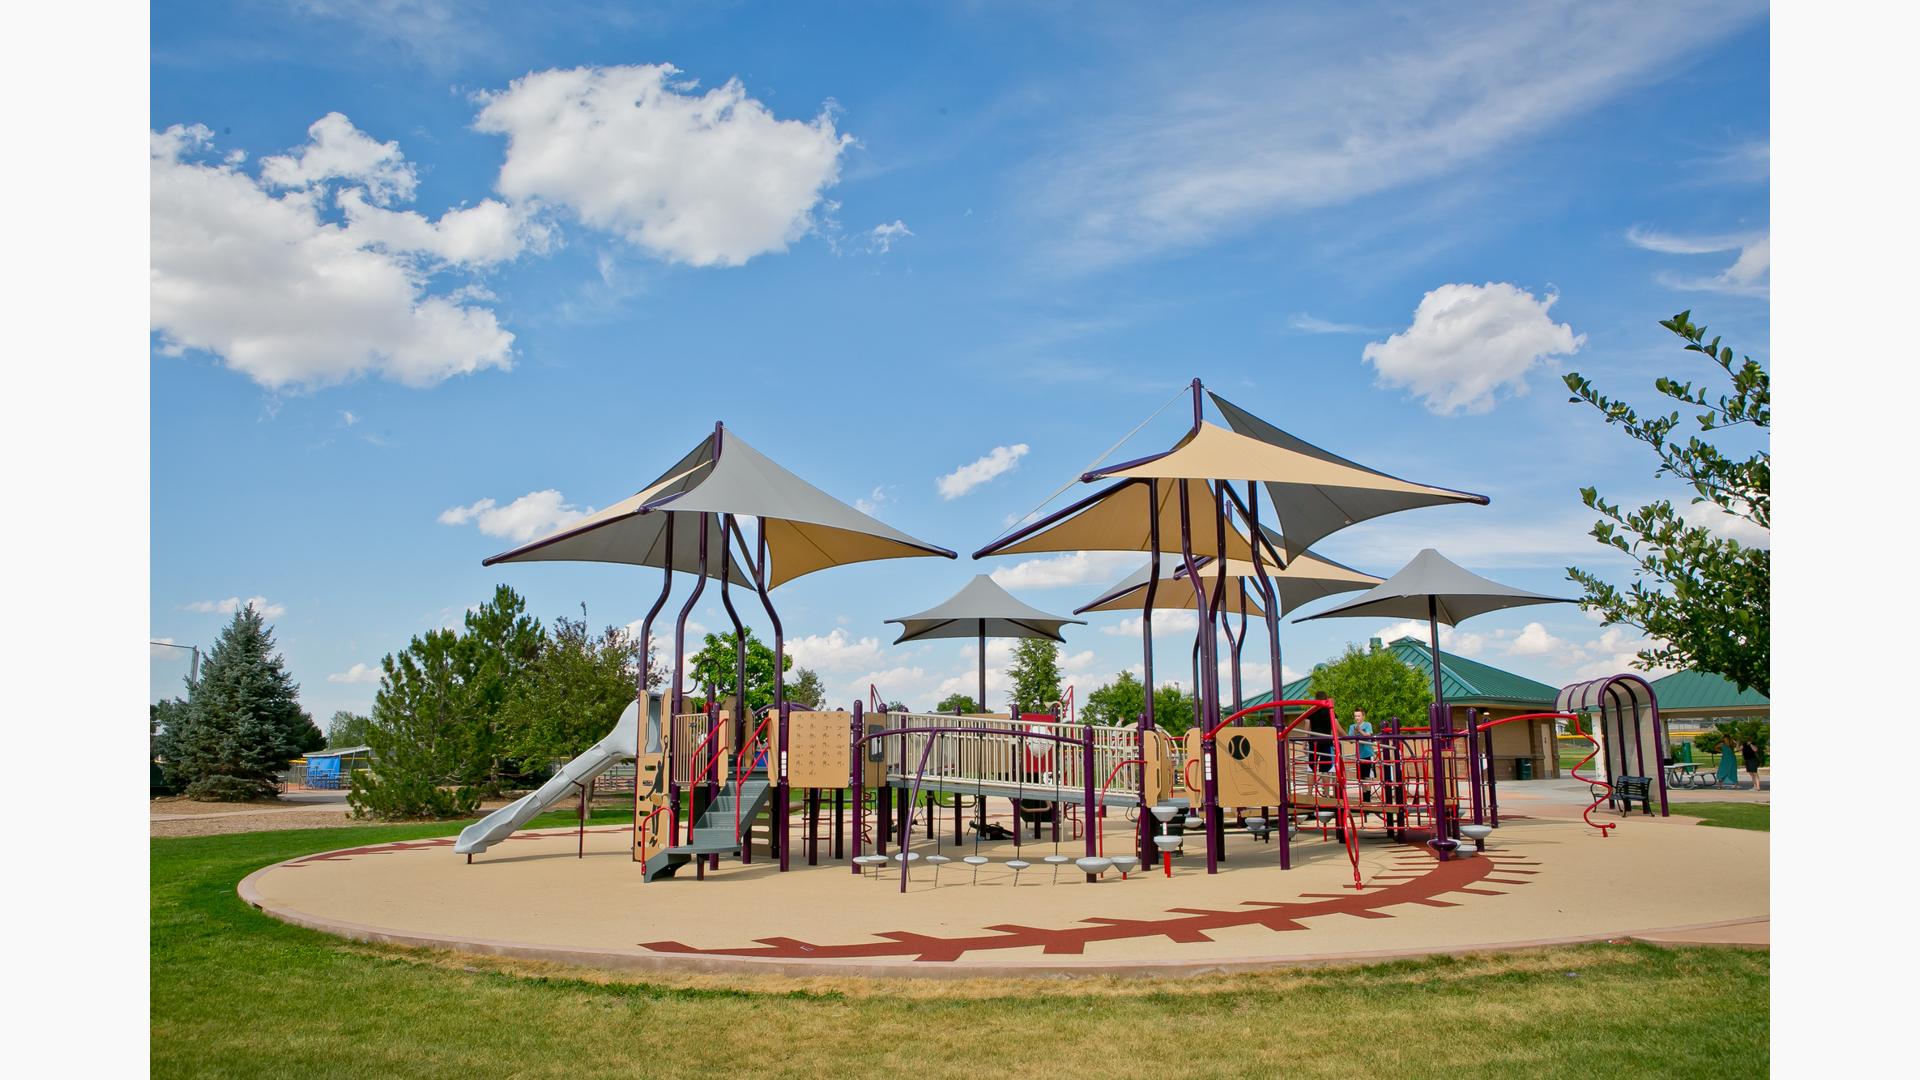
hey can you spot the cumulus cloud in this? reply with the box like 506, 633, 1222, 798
988, 550, 1139, 589
1362, 283, 1585, 415
853, 486, 891, 516
187, 595, 287, 619
937, 444, 1030, 499
1626, 226, 1769, 297
1505, 621, 1564, 657
327, 662, 383, 684
788, 629, 886, 673
260, 112, 417, 204
439, 489, 592, 542
474, 64, 850, 267
1100, 610, 1200, 637
1679, 500, 1770, 547
151, 118, 527, 390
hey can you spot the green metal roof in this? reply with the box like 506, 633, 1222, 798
1242, 637, 1558, 710
1648, 669, 1769, 713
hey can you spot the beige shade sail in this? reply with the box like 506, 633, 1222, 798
1078, 548, 1382, 617
974, 477, 1269, 562
486, 425, 954, 589
1208, 391, 1488, 562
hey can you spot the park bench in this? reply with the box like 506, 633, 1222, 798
1610, 775, 1654, 815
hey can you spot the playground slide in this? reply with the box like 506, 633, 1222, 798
453, 697, 652, 856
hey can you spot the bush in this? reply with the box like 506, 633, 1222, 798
185, 774, 278, 802
347, 770, 479, 821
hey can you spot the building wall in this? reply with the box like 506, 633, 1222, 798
1450, 705, 1559, 781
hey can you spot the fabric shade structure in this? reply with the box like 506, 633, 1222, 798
887, 573, 1084, 715
480, 421, 954, 876
1076, 548, 1381, 618
1208, 391, 1489, 563
1298, 547, 1572, 859
974, 476, 1271, 563
485, 425, 954, 588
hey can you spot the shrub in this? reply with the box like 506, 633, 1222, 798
185, 774, 278, 802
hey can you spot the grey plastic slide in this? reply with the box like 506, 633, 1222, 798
453, 695, 659, 856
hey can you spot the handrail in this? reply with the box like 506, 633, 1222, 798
734, 711, 776, 845
688, 723, 726, 787
1207, 697, 1333, 739
636, 802, 672, 881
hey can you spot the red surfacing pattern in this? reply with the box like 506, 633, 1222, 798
640, 845, 1540, 963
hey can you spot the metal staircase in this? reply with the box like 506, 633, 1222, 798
641, 769, 774, 881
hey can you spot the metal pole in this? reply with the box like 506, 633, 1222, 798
978, 621, 987, 713
1140, 485, 1161, 870
1244, 481, 1290, 871
849, 700, 864, 874
1482, 712, 1500, 828
1082, 724, 1098, 879
1426, 598, 1453, 859
1176, 479, 1222, 875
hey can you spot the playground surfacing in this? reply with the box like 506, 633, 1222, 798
241, 796, 1766, 978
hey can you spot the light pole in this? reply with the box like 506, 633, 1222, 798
151, 640, 200, 684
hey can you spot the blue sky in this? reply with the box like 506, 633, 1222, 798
149, 1, 1770, 721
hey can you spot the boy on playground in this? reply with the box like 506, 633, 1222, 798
1353, 709, 1376, 817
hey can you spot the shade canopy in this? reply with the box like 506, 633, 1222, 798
1295, 548, 1571, 627
973, 477, 1273, 563
1208, 392, 1488, 562
887, 574, 1085, 644
485, 424, 955, 589
1076, 558, 1268, 618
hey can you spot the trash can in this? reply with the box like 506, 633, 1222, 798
1516, 758, 1534, 780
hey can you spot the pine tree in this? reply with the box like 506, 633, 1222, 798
457, 585, 543, 792
1005, 638, 1063, 714
153, 604, 318, 800
349, 628, 483, 819
498, 614, 645, 769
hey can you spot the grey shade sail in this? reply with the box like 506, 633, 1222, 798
1078, 548, 1380, 618
1209, 391, 1488, 563
484, 424, 955, 589
1294, 548, 1572, 627
887, 574, 1085, 644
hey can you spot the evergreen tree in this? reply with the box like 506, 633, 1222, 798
457, 585, 544, 792
785, 667, 827, 709
1005, 638, 1063, 714
349, 628, 482, 819
499, 614, 646, 769
153, 604, 317, 800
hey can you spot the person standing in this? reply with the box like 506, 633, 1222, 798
1353, 709, 1376, 819
1740, 738, 1763, 788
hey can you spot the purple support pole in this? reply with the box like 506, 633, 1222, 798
1082, 725, 1098, 879
1240, 481, 1291, 871
731, 518, 790, 872
849, 700, 864, 874
644, 515, 676, 854
1139, 480, 1161, 869
1465, 707, 1485, 828
833, 788, 844, 860
1426, 598, 1455, 859
705, 690, 721, 870
1644, 680, 1671, 816
1176, 477, 1222, 875
1483, 714, 1501, 828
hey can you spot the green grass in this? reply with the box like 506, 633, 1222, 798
154, 818, 1768, 1079
1668, 802, 1770, 831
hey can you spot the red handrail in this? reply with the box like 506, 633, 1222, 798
734, 712, 776, 845
636, 802, 672, 881
1473, 710, 1615, 836
1205, 698, 1333, 739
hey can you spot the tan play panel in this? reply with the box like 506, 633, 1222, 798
242, 805, 1767, 976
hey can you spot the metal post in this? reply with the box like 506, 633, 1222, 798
849, 700, 864, 874
1482, 713, 1500, 828
1082, 724, 1098, 879
1427, 598, 1453, 859
1242, 481, 1291, 870
1176, 478, 1222, 874
1644, 679, 1671, 816
833, 787, 845, 860
638, 515, 674, 864
1465, 708, 1485, 827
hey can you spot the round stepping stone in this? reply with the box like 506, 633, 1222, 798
1108, 855, 1140, 875
1075, 856, 1113, 876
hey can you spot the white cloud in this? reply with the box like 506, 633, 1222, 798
340, 410, 359, 426
1373, 620, 1485, 656
1032, 3, 1761, 266
474, 64, 850, 267
151, 119, 523, 390
853, 486, 890, 516
327, 662, 383, 684
866, 220, 912, 253
1332, 512, 1613, 570
1627, 227, 1769, 297
150, 638, 179, 658
438, 489, 592, 542
938, 444, 1030, 499
1288, 313, 1381, 335
1680, 500, 1770, 548
260, 112, 417, 204
186, 595, 287, 619
1505, 622, 1564, 657
337, 187, 548, 266
1362, 283, 1585, 415
988, 550, 1138, 589
1568, 626, 1672, 682
1100, 610, 1200, 637
788, 629, 886, 673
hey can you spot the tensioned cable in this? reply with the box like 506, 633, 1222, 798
987, 382, 1192, 544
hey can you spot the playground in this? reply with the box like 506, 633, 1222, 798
237, 380, 1768, 978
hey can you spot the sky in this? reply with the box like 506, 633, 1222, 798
148, 0, 1770, 722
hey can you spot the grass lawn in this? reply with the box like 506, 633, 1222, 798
1668, 802, 1771, 831
154, 815, 1769, 1079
